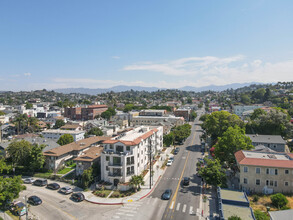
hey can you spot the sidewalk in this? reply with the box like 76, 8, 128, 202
84, 147, 173, 205
201, 186, 218, 219
0, 211, 12, 220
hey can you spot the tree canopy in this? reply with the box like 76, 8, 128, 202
172, 124, 192, 144
163, 133, 174, 147
57, 134, 74, 146
214, 126, 254, 168
85, 127, 103, 137
53, 119, 65, 129
199, 158, 226, 187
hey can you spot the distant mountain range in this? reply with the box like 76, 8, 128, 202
54, 82, 261, 95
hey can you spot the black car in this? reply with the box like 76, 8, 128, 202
161, 189, 172, 200
27, 196, 42, 206
47, 183, 60, 190
173, 147, 180, 155
33, 179, 48, 186
71, 193, 85, 202
182, 177, 190, 186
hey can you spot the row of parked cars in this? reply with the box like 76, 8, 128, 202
23, 177, 85, 202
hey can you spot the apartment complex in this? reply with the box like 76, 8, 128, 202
246, 134, 287, 152
174, 109, 191, 121
64, 105, 108, 120
235, 150, 293, 194
139, 109, 166, 117
101, 126, 163, 187
233, 105, 264, 117
42, 129, 85, 142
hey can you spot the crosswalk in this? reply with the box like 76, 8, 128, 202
170, 202, 198, 216
111, 200, 143, 219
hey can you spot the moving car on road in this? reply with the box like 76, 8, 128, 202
33, 179, 48, 186
27, 196, 42, 206
71, 193, 85, 202
161, 189, 172, 200
182, 177, 190, 186
47, 183, 60, 190
59, 186, 73, 194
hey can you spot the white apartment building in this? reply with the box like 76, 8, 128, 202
101, 126, 163, 187
233, 105, 264, 117
42, 129, 85, 142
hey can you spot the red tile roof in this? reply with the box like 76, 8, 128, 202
235, 150, 293, 168
103, 128, 158, 146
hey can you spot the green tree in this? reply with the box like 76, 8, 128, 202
240, 94, 251, 105
198, 158, 226, 187
214, 126, 254, 168
57, 134, 74, 146
7, 140, 31, 167
123, 104, 134, 113
270, 193, 288, 209
129, 175, 145, 192
107, 107, 116, 116
101, 111, 112, 120
29, 144, 46, 171
81, 168, 94, 189
25, 102, 33, 109
250, 108, 266, 120
53, 119, 65, 129
187, 97, 192, 104
0, 111, 5, 116
172, 124, 191, 144
190, 111, 197, 121
0, 176, 26, 208
163, 133, 174, 147
85, 127, 103, 138
202, 111, 244, 142
0, 158, 11, 173
254, 210, 269, 220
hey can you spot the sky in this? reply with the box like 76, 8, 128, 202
1, 0, 293, 91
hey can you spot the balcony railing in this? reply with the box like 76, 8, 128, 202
126, 172, 135, 176
108, 172, 123, 177
108, 163, 123, 167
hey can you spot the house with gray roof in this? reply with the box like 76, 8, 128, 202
246, 134, 287, 152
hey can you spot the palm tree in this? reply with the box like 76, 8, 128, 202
129, 175, 145, 192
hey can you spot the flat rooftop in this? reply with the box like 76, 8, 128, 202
246, 134, 286, 144
42, 129, 85, 134
243, 151, 289, 161
220, 189, 248, 203
119, 127, 150, 141
222, 204, 254, 220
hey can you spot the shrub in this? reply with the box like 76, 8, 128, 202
270, 193, 288, 209
254, 210, 269, 220
253, 195, 260, 202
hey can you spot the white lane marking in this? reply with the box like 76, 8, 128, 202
170, 201, 175, 209
182, 204, 187, 213
119, 209, 137, 214
176, 203, 181, 211
112, 216, 120, 219
125, 214, 134, 217
182, 157, 186, 159
189, 206, 194, 214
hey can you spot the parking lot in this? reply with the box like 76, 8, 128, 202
17, 179, 120, 220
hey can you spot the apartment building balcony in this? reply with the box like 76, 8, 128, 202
108, 172, 123, 178
108, 163, 123, 168
102, 149, 133, 156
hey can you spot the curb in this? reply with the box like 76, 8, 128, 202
140, 175, 162, 200
85, 199, 123, 205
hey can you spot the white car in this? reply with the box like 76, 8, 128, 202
23, 177, 35, 184
166, 160, 173, 166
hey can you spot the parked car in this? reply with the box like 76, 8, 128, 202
10, 201, 27, 216
182, 177, 190, 186
27, 196, 42, 206
169, 157, 174, 162
59, 186, 73, 194
47, 183, 60, 190
173, 147, 180, 155
23, 177, 35, 184
33, 179, 48, 186
166, 160, 173, 166
71, 193, 85, 202
161, 189, 172, 200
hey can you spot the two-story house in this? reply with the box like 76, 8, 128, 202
246, 134, 287, 152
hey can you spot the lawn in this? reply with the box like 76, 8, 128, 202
33, 171, 53, 178
57, 167, 73, 174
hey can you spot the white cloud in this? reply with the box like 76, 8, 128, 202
123, 55, 293, 86
24, 72, 31, 76
112, 56, 120, 59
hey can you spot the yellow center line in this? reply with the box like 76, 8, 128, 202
168, 132, 197, 210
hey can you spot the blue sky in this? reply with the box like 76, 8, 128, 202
1, 0, 293, 91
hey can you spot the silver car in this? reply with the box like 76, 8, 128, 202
23, 178, 35, 184
59, 186, 73, 194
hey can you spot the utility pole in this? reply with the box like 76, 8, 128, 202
25, 195, 28, 220
149, 139, 152, 189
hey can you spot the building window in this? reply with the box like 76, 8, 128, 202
285, 169, 289, 174
243, 178, 248, 184
266, 168, 269, 174
275, 169, 278, 175
270, 180, 274, 186
274, 181, 278, 187
256, 168, 260, 174
256, 179, 260, 185
106, 166, 109, 171
126, 146, 130, 151
285, 181, 289, 186
243, 166, 248, 173
266, 180, 269, 186
106, 156, 110, 161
